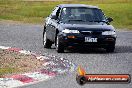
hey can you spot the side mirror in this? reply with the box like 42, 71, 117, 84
51, 15, 57, 20
107, 17, 113, 22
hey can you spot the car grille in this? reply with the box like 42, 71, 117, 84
80, 31, 102, 36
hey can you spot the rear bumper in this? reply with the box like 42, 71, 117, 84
58, 34, 116, 48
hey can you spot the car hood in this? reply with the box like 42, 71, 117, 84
60, 23, 115, 31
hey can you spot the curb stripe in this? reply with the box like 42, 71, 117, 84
24, 72, 51, 81
19, 50, 31, 55
7, 75, 35, 83
7, 48, 22, 52
39, 69, 57, 76
0, 46, 76, 88
0, 46, 10, 49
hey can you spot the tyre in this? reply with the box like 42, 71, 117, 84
43, 31, 52, 48
56, 35, 64, 53
106, 45, 115, 53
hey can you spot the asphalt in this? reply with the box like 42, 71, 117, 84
0, 22, 132, 88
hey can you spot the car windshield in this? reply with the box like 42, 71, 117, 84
60, 7, 106, 23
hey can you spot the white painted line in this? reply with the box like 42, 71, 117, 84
19, 50, 31, 55
42, 61, 56, 66
0, 46, 10, 49
36, 56, 44, 60
52, 68, 67, 74
24, 72, 51, 81
0, 78, 23, 88
36, 56, 50, 61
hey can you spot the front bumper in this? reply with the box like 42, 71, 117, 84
58, 33, 116, 48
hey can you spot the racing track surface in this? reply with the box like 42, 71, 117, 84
0, 22, 132, 88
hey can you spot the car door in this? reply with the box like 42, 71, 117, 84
49, 7, 61, 42
45, 7, 57, 41
46, 7, 59, 41
45, 16, 52, 39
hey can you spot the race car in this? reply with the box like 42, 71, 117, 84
43, 4, 117, 53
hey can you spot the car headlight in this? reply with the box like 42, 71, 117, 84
62, 29, 80, 33
102, 31, 116, 35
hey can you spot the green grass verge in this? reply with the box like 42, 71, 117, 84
0, 68, 18, 77
0, 0, 132, 29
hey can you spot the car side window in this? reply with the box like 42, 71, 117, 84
56, 7, 61, 19
49, 7, 61, 19
50, 7, 59, 17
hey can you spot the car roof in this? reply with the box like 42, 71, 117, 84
58, 4, 98, 9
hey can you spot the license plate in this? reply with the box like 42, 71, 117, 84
85, 37, 97, 42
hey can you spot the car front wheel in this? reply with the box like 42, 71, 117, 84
43, 31, 52, 48
56, 35, 64, 53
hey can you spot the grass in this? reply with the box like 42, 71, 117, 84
0, 68, 18, 77
0, 0, 132, 29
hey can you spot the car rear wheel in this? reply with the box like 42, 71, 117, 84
56, 35, 64, 53
43, 31, 52, 48
106, 45, 115, 53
